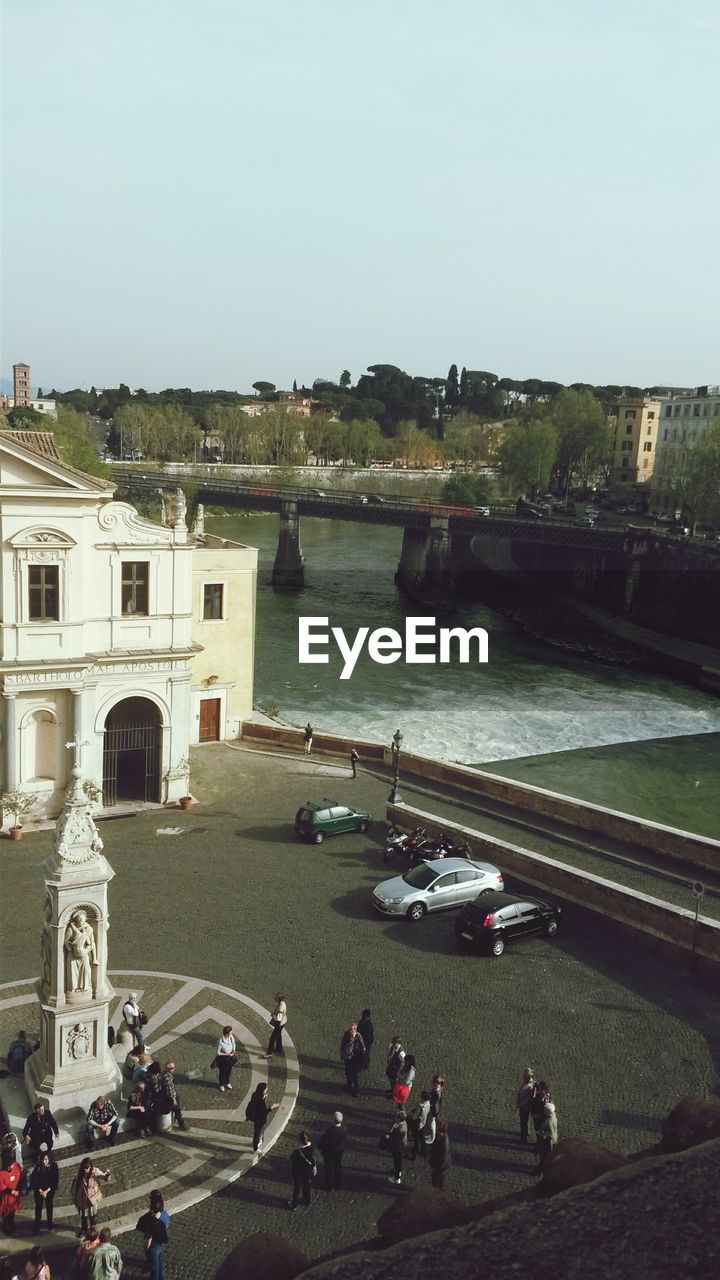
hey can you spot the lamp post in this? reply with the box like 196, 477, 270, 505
389, 728, 403, 805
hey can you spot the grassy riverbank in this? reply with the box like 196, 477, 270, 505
477, 732, 720, 840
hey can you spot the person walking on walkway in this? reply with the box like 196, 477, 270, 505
266, 995, 287, 1058
85, 1226, 123, 1279
22, 1104, 59, 1161
216, 1025, 236, 1092
289, 1132, 316, 1210
303, 723, 313, 755
429, 1120, 451, 1190
136, 1190, 169, 1280
30, 1151, 58, 1232
386, 1110, 408, 1185
349, 747, 359, 778
516, 1067, 535, 1144
385, 1037, 405, 1096
340, 1021, 366, 1099
246, 1083, 279, 1152
0, 1150, 23, 1236
318, 1112, 348, 1190
357, 1009, 374, 1072
71, 1158, 110, 1236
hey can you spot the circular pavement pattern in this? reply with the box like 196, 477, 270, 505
0, 970, 298, 1251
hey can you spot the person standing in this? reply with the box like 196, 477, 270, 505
429, 1120, 451, 1190
5, 1031, 33, 1076
317, 1112, 348, 1190
266, 995, 287, 1058
136, 1190, 169, 1280
340, 1021, 366, 1099
516, 1067, 535, 1144
86, 1097, 119, 1149
536, 1100, 558, 1174
22, 1103, 59, 1160
386, 1110, 408, 1185
22, 1246, 50, 1280
303, 723, 313, 755
30, 1151, 58, 1232
408, 1091, 433, 1161
86, 1227, 123, 1278
530, 1080, 550, 1145
385, 1037, 405, 1096
349, 747, 359, 778
429, 1073, 445, 1118
289, 1132, 316, 1210
71, 1157, 110, 1235
357, 1009, 374, 1072
122, 993, 145, 1051
245, 1083, 279, 1152
393, 1054, 416, 1107
0, 1150, 23, 1235
216, 1025, 236, 1091
160, 1063, 187, 1130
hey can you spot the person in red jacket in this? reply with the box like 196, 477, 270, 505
0, 1150, 23, 1235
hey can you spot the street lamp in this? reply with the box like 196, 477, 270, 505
389, 728, 403, 805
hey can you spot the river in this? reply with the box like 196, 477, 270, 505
208, 513, 720, 838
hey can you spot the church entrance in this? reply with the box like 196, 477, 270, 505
102, 697, 162, 805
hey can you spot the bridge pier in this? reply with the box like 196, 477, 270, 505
395, 518, 455, 610
272, 500, 304, 589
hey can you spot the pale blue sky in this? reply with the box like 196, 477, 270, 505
2, 0, 718, 393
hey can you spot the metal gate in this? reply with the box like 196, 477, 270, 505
102, 721, 161, 806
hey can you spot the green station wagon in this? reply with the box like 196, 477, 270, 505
295, 800, 373, 844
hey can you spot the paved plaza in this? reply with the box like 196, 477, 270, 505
1, 742, 719, 1277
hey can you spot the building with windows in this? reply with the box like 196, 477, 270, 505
13, 363, 31, 406
652, 386, 720, 513
0, 432, 257, 819
607, 397, 662, 497
190, 532, 257, 743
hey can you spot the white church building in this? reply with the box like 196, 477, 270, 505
0, 430, 256, 818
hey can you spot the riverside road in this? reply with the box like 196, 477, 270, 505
1, 743, 718, 1278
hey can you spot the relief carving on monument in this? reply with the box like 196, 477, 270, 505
66, 1022, 91, 1060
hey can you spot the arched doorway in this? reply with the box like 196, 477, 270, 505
102, 697, 162, 805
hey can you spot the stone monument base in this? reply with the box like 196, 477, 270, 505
25, 1041, 123, 1124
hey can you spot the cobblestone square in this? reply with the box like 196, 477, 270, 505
1, 742, 718, 1277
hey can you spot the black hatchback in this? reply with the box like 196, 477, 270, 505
455, 891, 561, 956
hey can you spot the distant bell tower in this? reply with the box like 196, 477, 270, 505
13, 362, 31, 406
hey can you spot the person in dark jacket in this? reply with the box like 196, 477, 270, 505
386, 1110, 408, 1185
245, 1082, 279, 1152
339, 1022, 366, 1099
530, 1080, 550, 1144
357, 1009, 374, 1072
289, 1132, 316, 1209
30, 1151, 59, 1232
317, 1112, 348, 1190
429, 1119, 451, 1189
22, 1103, 59, 1160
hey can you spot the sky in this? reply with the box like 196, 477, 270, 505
2, 0, 719, 394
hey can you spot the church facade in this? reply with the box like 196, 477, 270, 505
0, 431, 204, 818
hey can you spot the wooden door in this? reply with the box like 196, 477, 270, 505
199, 697, 221, 742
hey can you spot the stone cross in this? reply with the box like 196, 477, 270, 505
65, 733, 89, 773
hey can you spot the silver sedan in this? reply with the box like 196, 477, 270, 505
372, 857, 504, 923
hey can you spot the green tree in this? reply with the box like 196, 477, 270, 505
53, 407, 109, 478
339, 369, 352, 389
445, 363, 460, 409
679, 424, 720, 528
442, 472, 494, 505
252, 381, 276, 396
549, 389, 609, 493
498, 419, 559, 497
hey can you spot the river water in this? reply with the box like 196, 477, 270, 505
209, 513, 720, 837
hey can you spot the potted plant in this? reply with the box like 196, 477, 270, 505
2, 788, 36, 840
177, 758, 193, 810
